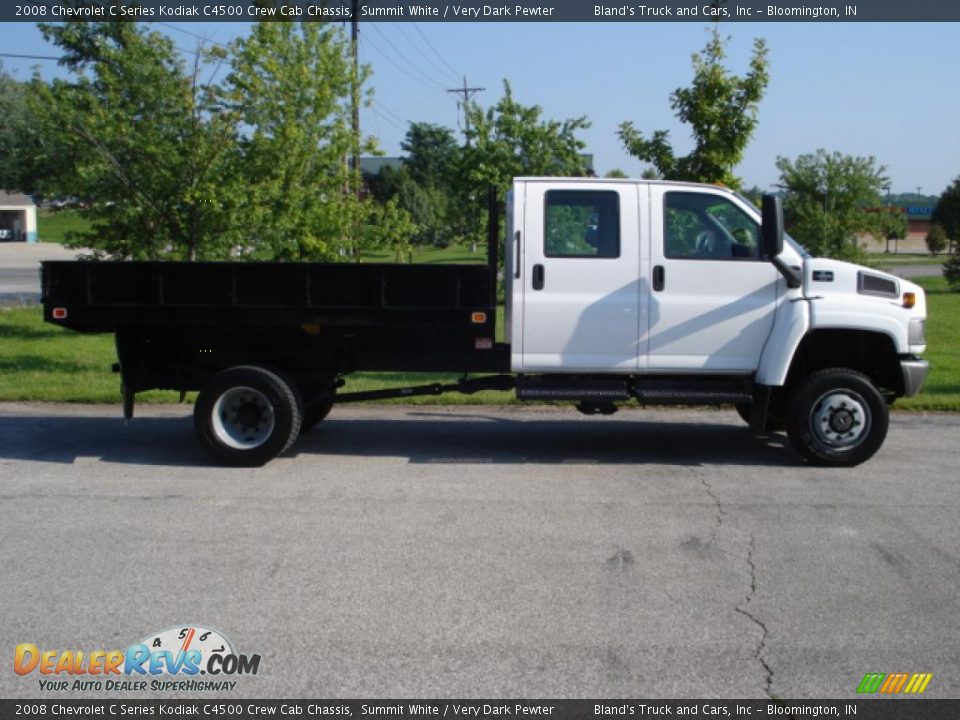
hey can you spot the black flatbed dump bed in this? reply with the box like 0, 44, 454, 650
42, 259, 510, 398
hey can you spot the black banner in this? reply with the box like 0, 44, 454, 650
3, 0, 960, 23
1, 700, 959, 720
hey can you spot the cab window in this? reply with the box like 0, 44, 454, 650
664, 193, 759, 260
545, 190, 620, 258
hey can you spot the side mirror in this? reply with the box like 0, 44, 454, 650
760, 194, 802, 289
761, 194, 783, 258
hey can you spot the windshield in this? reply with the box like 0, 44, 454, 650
733, 191, 812, 259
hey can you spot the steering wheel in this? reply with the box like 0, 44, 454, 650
694, 231, 717, 256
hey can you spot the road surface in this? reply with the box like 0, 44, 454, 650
1, 403, 957, 699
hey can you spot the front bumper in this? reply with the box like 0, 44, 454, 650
900, 356, 930, 398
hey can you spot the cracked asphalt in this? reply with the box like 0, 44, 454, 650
1, 403, 958, 699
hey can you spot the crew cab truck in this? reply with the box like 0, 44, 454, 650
41, 179, 929, 467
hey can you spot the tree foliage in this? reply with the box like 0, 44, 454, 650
23, 21, 375, 262
30, 22, 241, 260
227, 22, 374, 261
367, 196, 418, 263
461, 80, 590, 198
775, 149, 891, 260
0, 63, 40, 193
943, 251, 960, 292
401, 122, 459, 189
618, 32, 768, 189
926, 224, 947, 256
459, 80, 590, 249
932, 176, 960, 253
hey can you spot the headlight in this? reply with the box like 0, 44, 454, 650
909, 318, 926, 345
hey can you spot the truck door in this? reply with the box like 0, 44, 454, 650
647, 187, 779, 371
519, 182, 641, 371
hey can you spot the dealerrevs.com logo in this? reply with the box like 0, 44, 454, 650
14, 626, 261, 692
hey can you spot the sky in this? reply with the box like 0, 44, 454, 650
1, 20, 958, 196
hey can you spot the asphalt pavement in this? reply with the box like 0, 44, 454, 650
0, 403, 958, 699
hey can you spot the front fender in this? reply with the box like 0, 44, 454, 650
756, 298, 809, 386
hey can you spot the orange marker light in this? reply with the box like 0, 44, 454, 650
471, 312, 487, 324
903, 292, 916, 309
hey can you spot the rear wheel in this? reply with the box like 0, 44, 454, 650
786, 368, 888, 467
195, 366, 301, 466
298, 377, 337, 434
301, 396, 335, 434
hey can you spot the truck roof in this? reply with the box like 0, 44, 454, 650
513, 177, 738, 195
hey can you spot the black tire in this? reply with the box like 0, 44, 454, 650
194, 365, 302, 467
786, 368, 888, 467
300, 397, 334, 434
735, 402, 785, 433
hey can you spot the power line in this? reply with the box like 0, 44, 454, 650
155, 22, 228, 49
411, 23, 462, 82
369, 105, 407, 133
363, 35, 445, 92
366, 24, 447, 91
396, 23, 459, 84
0, 53, 60, 61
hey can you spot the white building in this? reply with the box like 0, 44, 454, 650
0, 191, 38, 243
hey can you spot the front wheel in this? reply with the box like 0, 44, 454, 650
195, 366, 302, 467
786, 369, 888, 467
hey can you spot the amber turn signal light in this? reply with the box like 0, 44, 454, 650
902, 292, 916, 309
471, 312, 487, 324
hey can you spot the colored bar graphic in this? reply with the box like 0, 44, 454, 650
857, 673, 886, 693
857, 672, 932, 694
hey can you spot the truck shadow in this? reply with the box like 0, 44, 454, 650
0, 413, 797, 467
296, 416, 796, 467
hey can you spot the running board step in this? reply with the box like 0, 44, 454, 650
635, 379, 753, 405
516, 377, 630, 402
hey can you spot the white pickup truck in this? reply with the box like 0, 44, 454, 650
43, 178, 929, 467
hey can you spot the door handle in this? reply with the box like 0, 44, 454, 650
653, 265, 665, 292
532, 264, 545, 290
514, 231, 521, 279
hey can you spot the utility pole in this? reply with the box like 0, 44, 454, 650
351, 0, 361, 197
447, 77, 484, 145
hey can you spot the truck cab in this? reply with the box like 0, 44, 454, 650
505, 178, 928, 464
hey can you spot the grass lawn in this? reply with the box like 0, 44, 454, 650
1, 277, 956, 410
896, 275, 960, 411
37, 209, 91, 245
866, 253, 948, 268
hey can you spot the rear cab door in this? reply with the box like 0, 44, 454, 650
513, 180, 644, 372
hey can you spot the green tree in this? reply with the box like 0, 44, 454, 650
877, 207, 907, 254
926, 224, 947, 256
367, 196, 418, 263
227, 22, 375, 261
943, 251, 960, 291
618, 32, 768, 189
0, 64, 40, 193
932, 177, 960, 254
462, 80, 590, 196
401, 122, 460, 189
604, 168, 628, 179
460, 80, 590, 248
775, 149, 891, 260
30, 22, 241, 260
370, 164, 451, 248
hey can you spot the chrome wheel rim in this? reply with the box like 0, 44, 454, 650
211, 386, 276, 450
811, 389, 870, 451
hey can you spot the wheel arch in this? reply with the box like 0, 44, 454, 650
784, 329, 904, 397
